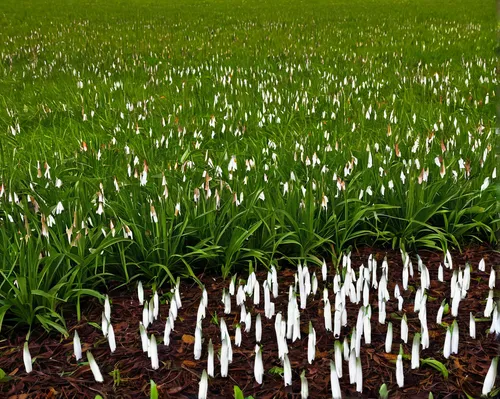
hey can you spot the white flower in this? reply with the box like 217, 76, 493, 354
436, 300, 446, 324
401, 314, 408, 343
140, 323, 149, 352
194, 322, 203, 360
256, 314, 262, 343
235, 325, 242, 347
198, 369, 208, 399
163, 318, 172, 347
108, 323, 116, 353
324, 299, 332, 331
356, 356, 363, 393
220, 338, 229, 377
207, 339, 214, 377
137, 281, 144, 305
396, 353, 404, 387
307, 322, 316, 364
330, 360, 342, 399
481, 177, 490, 191
150, 335, 159, 370
482, 357, 498, 396
284, 354, 292, 386
54, 201, 64, 215
254, 345, 264, 384
489, 267, 496, 289
102, 312, 109, 337
385, 322, 393, 353
411, 333, 420, 369
451, 320, 459, 354
443, 327, 452, 358
470, 312, 476, 339
300, 370, 309, 399
73, 331, 82, 361
87, 351, 103, 382
23, 342, 32, 373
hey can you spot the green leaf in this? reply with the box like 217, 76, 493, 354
421, 358, 448, 379
234, 386, 244, 399
150, 379, 159, 399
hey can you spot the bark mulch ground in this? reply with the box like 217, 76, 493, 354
0, 246, 499, 399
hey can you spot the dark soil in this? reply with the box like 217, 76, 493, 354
0, 246, 499, 399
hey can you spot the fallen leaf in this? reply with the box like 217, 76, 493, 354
181, 334, 195, 344
181, 360, 197, 368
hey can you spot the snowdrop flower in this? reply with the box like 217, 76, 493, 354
363, 313, 371, 345
108, 323, 116, 353
207, 339, 214, 377
443, 327, 452, 358
153, 291, 159, 320
470, 312, 476, 339
102, 312, 109, 337
401, 314, 408, 343
283, 354, 292, 386
485, 290, 494, 317
163, 318, 172, 347
334, 341, 343, 378
322, 259, 327, 282
244, 312, 252, 333
307, 322, 316, 364
300, 370, 309, 399
331, 360, 342, 399
198, 369, 208, 399
385, 322, 393, 353
137, 281, 144, 305
254, 345, 264, 384
438, 264, 444, 282
253, 279, 260, 305
324, 298, 332, 332
23, 342, 32, 373
482, 357, 498, 396
223, 290, 231, 314
348, 349, 356, 384
479, 258, 486, 272
87, 351, 103, 382
489, 268, 496, 289
481, 177, 490, 191
411, 333, 420, 369
220, 338, 229, 377
140, 323, 149, 352
104, 295, 111, 324
235, 325, 242, 347
150, 335, 159, 370
73, 331, 82, 361
194, 322, 203, 360
355, 356, 363, 393
437, 300, 446, 324
396, 353, 404, 387
256, 314, 262, 343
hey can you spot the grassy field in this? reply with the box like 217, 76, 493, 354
0, 0, 497, 335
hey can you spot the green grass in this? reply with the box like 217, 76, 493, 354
0, 0, 497, 333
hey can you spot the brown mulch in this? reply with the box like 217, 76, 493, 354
0, 246, 499, 399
